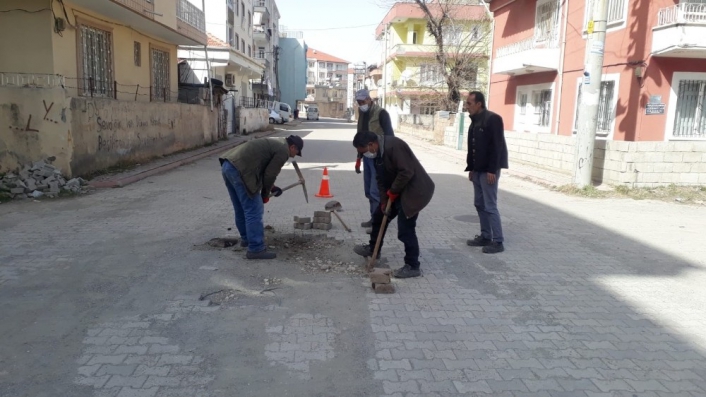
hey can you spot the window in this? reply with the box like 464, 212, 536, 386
78, 24, 114, 97
420, 105, 438, 115
319, 72, 325, 79
532, 89, 552, 127
258, 47, 265, 58
412, 31, 418, 44
234, 0, 238, 15
241, 2, 245, 21
583, 0, 627, 31
339, 103, 344, 111
535, 0, 559, 44
443, 26, 461, 45
673, 79, 706, 138
228, 25, 235, 47
471, 26, 480, 40
248, 11, 252, 30
151, 48, 170, 101
420, 64, 442, 85
248, 45, 251, 57
336, 64, 345, 70
309, 61, 314, 68
519, 93, 528, 115
134, 41, 141, 67
235, 33, 240, 50
318, 62, 325, 68
241, 39, 245, 53
574, 81, 616, 134
308, 72, 314, 80
327, 63, 333, 71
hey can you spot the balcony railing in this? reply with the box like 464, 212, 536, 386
111, 0, 155, 19
657, 3, 706, 27
177, 0, 205, 32
496, 32, 559, 58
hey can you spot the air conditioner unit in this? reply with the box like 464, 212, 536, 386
225, 73, 235, 86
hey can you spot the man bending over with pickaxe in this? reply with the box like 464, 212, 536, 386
219, 135, 304, 260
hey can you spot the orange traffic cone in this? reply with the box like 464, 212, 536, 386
315, 167, 334, 198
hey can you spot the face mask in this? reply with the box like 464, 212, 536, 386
359, 104, 370, 112
363, 151, 376, 159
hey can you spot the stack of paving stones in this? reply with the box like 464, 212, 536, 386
0, 157, 88, 200
293, 212, 333, 231
369, 268, 395, 294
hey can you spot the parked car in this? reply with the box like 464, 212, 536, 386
270, 101, 291, 123
269, 109, 283, 124
306, 106, 320, 121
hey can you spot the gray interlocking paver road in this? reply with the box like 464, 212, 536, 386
1, 119, 706, 396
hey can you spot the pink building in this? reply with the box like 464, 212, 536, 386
485, 0, 706, 186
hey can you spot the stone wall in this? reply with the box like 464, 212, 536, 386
504, 131, 706, 187
397, 112, 455, 144
0, 86, 218, 178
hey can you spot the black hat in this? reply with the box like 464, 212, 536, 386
286, 135, 304, 156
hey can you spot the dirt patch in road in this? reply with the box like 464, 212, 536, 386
265, 233, 365, 275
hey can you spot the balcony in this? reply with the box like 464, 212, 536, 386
652, 3, 706, 58
254, 26, 271, 43
255, 54, 271, 69
70, 0, 206, 45
493, 33, 560, 76
176, 0, 207, 45
254, 0, 271, 25
389, 44, 438, 59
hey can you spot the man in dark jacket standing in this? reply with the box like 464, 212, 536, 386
464, 91, 508, 254
219, 135, 304, 260
354, 89, 395, 233
352, 131, 435, 278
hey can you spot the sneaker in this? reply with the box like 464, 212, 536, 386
466, 235, 491, 247
365, 227, 372, 235
354, 244, 380, 259
361, 219, 373, 228
246, 249, 277, 259
393, 264, 421, 278
482, 242, 504, 254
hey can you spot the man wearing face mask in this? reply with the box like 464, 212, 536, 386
463, 91, 508, 254
219, 135, 304, 260
351, 131, 434, 278
354, 89, 395, 234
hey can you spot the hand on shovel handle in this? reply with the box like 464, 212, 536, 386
367, 199, 393, 272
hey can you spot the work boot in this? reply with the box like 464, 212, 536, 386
354, 244, 380, 259
361, 219, 373, 228
482, 242, 505, 254
466, 235, 491, 247
393, 264, 421, 279
246, 249, 277, 260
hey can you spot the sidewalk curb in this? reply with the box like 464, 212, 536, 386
89, 129, 279, 189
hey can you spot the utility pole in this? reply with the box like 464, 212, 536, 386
382, 23, 389, 109
573, 0, 608, 187
201, 0, 213, 111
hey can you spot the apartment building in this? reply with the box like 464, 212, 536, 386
278, 36, 308, 111
489, 0, 706, 141
305, 48, 351, 118
376, 2, 491, 115
0, 0, 215, 178
251, 0, 281, 101
488, 0, 706, 186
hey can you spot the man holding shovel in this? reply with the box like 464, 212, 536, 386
351, 131, 434, 278
219, 135, 304, 260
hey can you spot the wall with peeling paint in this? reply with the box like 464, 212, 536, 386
0, 87, 73, 175
0, 87, 217, 177
70, 97, 216, 176
237, 108, 269, 135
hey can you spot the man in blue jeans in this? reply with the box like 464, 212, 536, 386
354, 89, 394, 233
219, 135, 304, 259
463, 91, 508, 254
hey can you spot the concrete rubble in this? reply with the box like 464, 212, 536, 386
0, 157, 89, 201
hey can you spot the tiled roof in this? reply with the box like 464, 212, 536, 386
306, 48, 350, 64
207, 33, 229, 48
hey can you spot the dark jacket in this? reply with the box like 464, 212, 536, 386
464, 109, 509, 173
219, 137, 289, 197
374, 136, 435, 218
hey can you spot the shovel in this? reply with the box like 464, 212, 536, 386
366, 199, 393, 273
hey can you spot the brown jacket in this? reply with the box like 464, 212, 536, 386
375, 136, 435, 218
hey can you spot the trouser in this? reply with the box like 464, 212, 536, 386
363, 156, 380, 219
472, 170, 504, 243
369, 199, 420, 269
221, 161, 266, 253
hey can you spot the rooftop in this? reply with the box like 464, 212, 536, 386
307, 48, 350, 64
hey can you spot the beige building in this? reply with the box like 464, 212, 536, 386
0, 0, 218, 178
305, 48, 350, 118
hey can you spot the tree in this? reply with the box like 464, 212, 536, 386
377, 0, 492, 111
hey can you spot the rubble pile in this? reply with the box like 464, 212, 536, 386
0, 158, 89, 201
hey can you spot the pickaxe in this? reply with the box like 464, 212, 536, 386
270, 161, 308, 203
